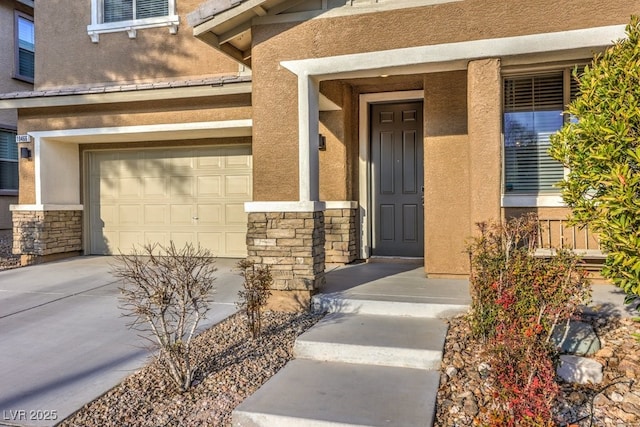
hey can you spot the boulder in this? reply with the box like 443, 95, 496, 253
551, 320, 601, 356
557, 355, 603, 384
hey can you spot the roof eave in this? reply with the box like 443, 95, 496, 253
0, 81, 252, 110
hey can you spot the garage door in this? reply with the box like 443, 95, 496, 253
88, 145, 252, 257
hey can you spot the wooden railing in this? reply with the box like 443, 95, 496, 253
535, 218, 605, 259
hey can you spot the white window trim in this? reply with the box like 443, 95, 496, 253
87, 0, 179, 43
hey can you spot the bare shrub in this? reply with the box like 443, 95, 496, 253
112, 241, 217, 392
236, 259, 273, 339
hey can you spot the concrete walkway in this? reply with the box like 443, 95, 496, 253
232, 262, 634, 427
0, 256, 242, 427
233, 262, 471, 427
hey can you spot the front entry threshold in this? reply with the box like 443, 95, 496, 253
368, 256, 424, 265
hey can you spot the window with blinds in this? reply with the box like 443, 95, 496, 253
0, 131, 18, 191
503, 72, 566, 194
15, 12, 34, 82
103, 0, 169, 23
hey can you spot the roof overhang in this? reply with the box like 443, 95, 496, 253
0, 81, 253, 109
189, 0, 296, 67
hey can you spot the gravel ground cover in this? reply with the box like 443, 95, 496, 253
436, 314, 640, 426
1, 235, 637, 426
59, 311, 323, 427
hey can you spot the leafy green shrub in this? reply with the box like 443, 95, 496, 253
468, 215, 591, 425
113, 241, 217, 392
549, 16, 640, 299
236, 259, 273, 339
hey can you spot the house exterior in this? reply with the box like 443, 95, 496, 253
0, 0, 33, 230
0, 0, 633, 306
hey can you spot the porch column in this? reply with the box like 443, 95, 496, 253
467, 59, 502, 232
297, 74, 320, 202
243, 76, 325, 311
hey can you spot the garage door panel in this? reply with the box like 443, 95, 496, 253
225, 204, 247, 225
99, 178, 118, 199
196, 154, 223, 169
143, 177, 168, 198
169, 232, 197, 250
119, 156, 144, 177
170, 176, 194, 197
119, 231, 144, 253
119, 178, 142, 198
226, 232, 248, 256
197, 176, 222, 197
144, 232, 169, 248
225, 175, 251, 197
197, 204, 222, 224
89, 146, 251, 257
144, 205, 168, 225
118, 204, 141, 225
197, 233, 222, 254
170, 204, 193, 224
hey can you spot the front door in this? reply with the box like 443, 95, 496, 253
370, 101, 424, 257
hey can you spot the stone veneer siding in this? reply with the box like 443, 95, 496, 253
324, 208, 357, 263
247, 211, 325, 291
13, 210, 82, 258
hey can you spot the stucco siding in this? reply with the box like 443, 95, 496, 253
34, 0, 240, 90
423, 71, 470, 276
0, 0, 32, 126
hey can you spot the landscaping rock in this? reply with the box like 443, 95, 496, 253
551, 320, 601, 356
557, 355, 604, 384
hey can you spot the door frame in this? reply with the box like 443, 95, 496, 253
358, 90, 424, 259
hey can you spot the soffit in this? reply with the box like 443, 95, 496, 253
189, 0, 295, 67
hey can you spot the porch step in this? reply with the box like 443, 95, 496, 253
294, 312, 448, 369
312, 292, 469, 318
232, 359, 440, 427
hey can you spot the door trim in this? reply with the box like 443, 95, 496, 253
358, 90, 424, 259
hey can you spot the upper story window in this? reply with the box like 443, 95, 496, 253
502, 68, 580, 206
0, 130, 19, 192
87, 0, 178, 43
14, 12, 34, 83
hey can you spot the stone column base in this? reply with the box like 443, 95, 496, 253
246, 209, 325, 310
12, 207, 83, 265
325, 206, 357, 264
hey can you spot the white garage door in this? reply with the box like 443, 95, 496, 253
88, 145, 252, 257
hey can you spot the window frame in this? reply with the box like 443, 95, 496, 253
87, 0, 179, 43
0, 127, 19, 195
14, 11, 34, 83
501, 66, 581, 208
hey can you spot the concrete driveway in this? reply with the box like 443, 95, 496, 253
0, 256, 243, 427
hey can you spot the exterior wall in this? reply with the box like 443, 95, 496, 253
0, 0, 33, 125
34, 0, 240, 90
249, 0, 634, 275
251, 0, 635, 199
12, 209, 82, 264
423, 71, 470, 277
17, 94, 252, 205
0, 1, 32, 230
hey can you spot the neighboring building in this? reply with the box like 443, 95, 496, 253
0, 0, 632, 305
0, 0, 33, 230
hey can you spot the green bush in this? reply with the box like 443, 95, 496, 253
549, 16, 640, 298
468, 215, 591, 425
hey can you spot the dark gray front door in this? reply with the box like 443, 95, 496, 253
370, 101, 424, 257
